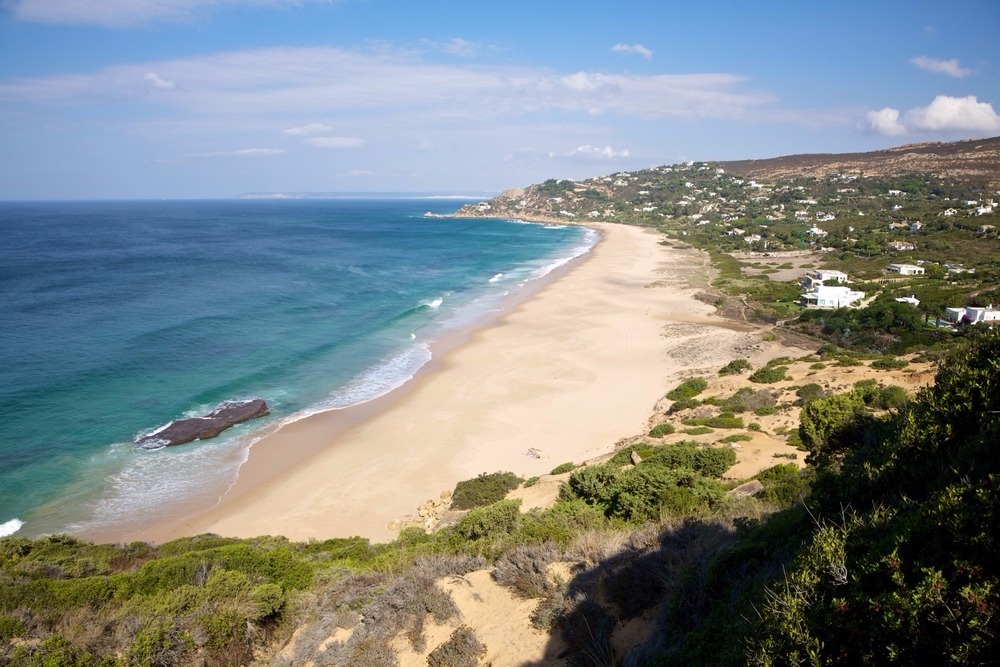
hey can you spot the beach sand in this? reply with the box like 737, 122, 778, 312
121, 222, 761, 545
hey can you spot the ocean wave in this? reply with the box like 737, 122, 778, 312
488, 273, 504, 283
420, 296, 444, 309
0, 518, 24, 537
316, 342, 433, 411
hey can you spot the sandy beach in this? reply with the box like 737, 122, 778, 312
120, 221, 761, 545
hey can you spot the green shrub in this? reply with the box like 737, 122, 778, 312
451, 472, 522, 510
666, 377, 709, 401
563, 465, 620, 504
550, 462, 575, 475
719, 433, 753, 443
749, 366, 788, 383
810, 362, 827, 370
668, 397, 701, 413
454, 499, 522, 541
719, 358, 752, 375
683, 414, 745, 429
748, 422, 762, 432
523, 476, 540, 488
795, 383, 827, 405
649, 423, 676, 438
683, 426, 714, 435
871, 356, 908, 370
753, 463, 809, 506
754, 405, 777, 416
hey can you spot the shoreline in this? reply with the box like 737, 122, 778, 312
86, 221, 759, 545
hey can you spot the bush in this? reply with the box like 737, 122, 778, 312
683, 414, 745, 429
795, 383, 827, 405
666, 377, 709, 401
668, 397, 701, 413
719, 434, 752, 443
427, 625, 487, 667
719, 358, 752, 375
753, 463, 809, 506
749, 366, 788, 383
451, 472, 522, 510
683, 426, 714, 435
649, 423, 676, 438
871, 355, 908, 370
454, 499, 522, 541
550, 462, 575, 475
754, 405, 777, 416
523, 476, 540, 488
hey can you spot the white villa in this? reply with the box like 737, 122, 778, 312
800, 285, 866, 309
802, 269, 849, 290
887, 263, 925, 276
944, 305, 1000, 326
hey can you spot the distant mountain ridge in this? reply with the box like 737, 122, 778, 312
717, 136, 1000, 190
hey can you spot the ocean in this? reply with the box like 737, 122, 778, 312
0, 199, 595, 539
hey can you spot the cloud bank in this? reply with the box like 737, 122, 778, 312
866, 95, 1000, 136
4, 0, 336, 27
911, 56, 971, 78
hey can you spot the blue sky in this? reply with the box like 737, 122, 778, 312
1, 0, 998, 199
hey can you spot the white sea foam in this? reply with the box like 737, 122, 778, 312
0, 518, 24, 537
421, 296, 444, 309
489, 273, 504, 283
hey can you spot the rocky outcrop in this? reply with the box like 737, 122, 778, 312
135, 399, 269, 448
726, 479, 765, 498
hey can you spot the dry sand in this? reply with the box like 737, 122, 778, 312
128, 222, 762, 545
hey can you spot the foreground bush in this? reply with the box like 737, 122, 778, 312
450, 472, 522, 510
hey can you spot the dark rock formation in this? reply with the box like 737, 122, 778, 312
135, 399, 269, 448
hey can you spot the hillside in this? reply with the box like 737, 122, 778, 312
719, 136, 1000, 191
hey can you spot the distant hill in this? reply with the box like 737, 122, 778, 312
717, 136, 1000, 191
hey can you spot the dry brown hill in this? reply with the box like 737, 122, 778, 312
717, 136, 1000, 190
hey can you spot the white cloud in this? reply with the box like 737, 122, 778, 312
911, 56, 971, 78
612, 43, 654, 60
865, 95, 1000, 136
143, 72, 176, 90
282, 122, 333, 136
0, 46, 770, 122
570, 144, 630, 159
305, 136, 366, 149
5, 0, 336, 27
442, 38, 477, 58
907, 95, 1000, 132
190, 148, 285, 157
865, 107, 907, 136
347, 168, 374, 176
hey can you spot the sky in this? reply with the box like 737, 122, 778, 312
0, 0, 998, 199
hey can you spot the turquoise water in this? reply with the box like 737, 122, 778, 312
0, 199, 595, 538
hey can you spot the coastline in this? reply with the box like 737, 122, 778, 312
88, 221, 760, 545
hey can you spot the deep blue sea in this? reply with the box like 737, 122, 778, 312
0, 199, 594, 538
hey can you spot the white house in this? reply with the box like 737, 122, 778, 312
800, 285, 866, 309
807, 225, 828, 237
887, 263, 925, 276
895, 295, 921, 307
802, 269, 848, 289
944, 305, 1000, 325
888, 240, 916, 251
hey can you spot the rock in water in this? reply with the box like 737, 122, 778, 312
135, 399, 269, 448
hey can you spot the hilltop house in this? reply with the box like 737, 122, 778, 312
802, 269, 849, 290
887, 263, 925, 276
895, 295, 921, 307
888, 240, 916, 251
944, 305, 1000, 326
800, 284, 866, 309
